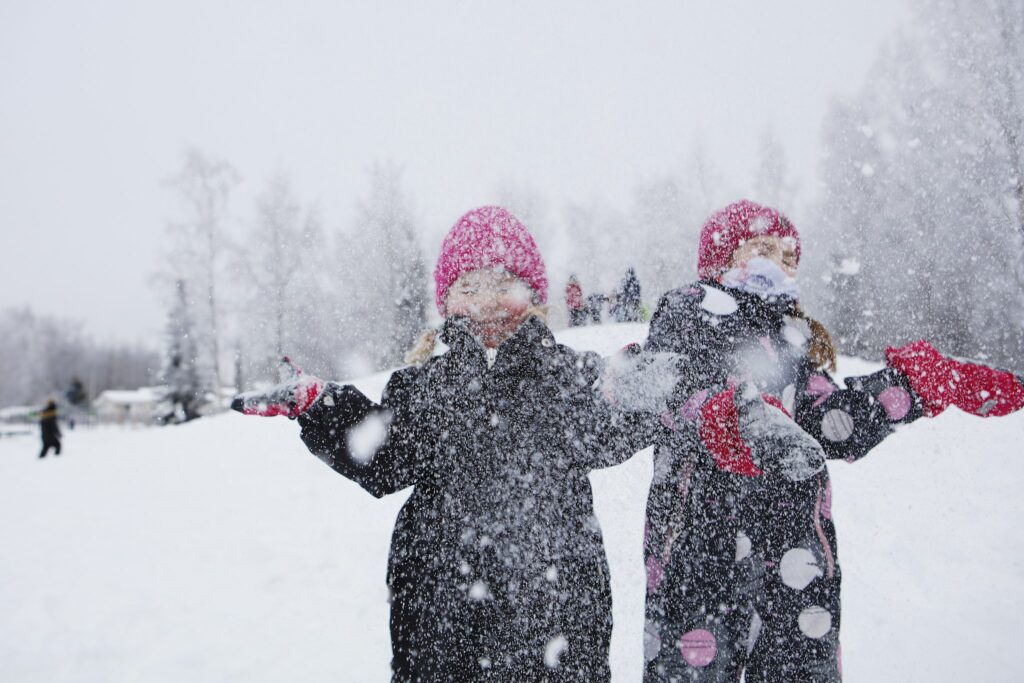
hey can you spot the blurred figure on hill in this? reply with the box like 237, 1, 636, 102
586, 292, 605, 324
64, 377, 88, 429
38, 400, 61, 458
565, 275, 586, 327
620, 267, 642, 322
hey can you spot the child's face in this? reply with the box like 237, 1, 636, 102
729, 236, 799, 277
445, 269, 534, 348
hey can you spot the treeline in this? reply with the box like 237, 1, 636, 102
161, 0, 1024, 409
156, 142, 788, 407
0, 307, 158, 407
156, 156, 429, 413
804, 0, 1024, 371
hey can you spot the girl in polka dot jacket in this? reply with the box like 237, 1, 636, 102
638, 200, 1024, 682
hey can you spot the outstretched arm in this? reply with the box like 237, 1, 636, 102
798, 341, 1024, 463
297, 371, 423, 498
232, 362, 424, 498
557, 349, 667, 470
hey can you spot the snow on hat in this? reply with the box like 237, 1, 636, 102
697, 199, 801, 280
433, 206, 548, 314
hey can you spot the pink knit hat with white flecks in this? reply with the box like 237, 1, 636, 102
433, 206, 548, 314
697, 199, 801, 280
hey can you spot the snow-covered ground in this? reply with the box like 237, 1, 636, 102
2, 323, 1022, 682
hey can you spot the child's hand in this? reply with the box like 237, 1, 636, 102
885, 340, 1024, 418
735, 384, 825, 482
843, 368, 922, 423
698, 383, 825, 481
231, 357, 325, 418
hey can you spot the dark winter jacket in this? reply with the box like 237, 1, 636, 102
640, 281, 908, 681
40, 402, 61, 442
298, 315, 659, 682
616, 269, 642, 323
645, 282, 894, 459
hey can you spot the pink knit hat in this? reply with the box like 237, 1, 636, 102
433, 206, 548, 314
697, 199, 801, 280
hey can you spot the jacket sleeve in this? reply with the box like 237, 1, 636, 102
645, 288, 702, 354
297, 369, 423, 497
795, 367, 915, 462
567, 350, 666, 470
582, 285, 732, 469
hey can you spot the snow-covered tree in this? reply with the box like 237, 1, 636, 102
752, 126, 797, 211
810, 2, 1024, 370
237, 173, 333, 379
339, 164, 428, 371
629, 175, 690, 301
160, 279, 205, 422
161, 148, 240, 394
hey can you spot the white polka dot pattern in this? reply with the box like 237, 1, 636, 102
821, 408, 854, 442
745, 611, 763, 655
735, 531, 752, 561
699, 284, 739, 316
644, 620, 662, 662
798, 605, 832, 639
779, 547, 823, 590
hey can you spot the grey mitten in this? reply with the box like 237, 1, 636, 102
736, 382, 825, 482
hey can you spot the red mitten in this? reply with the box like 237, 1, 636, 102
698, 387, 788, 477
699, 385, 825, 481
885, 340, 1024, 418
231, 357, 325, 418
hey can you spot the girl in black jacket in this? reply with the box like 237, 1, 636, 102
235, 206, 662, 681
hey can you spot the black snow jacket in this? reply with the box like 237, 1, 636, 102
40, 402, 61, 442
645, 281, 894, 459
639, 281, 908, 681
298, 315, 658, 682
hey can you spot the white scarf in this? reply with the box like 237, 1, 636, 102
721, 256, 800, 300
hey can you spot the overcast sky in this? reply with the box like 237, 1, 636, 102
0, 0, 912, 343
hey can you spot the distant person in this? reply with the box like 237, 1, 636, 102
565, 275, 586, 327
65, 376, 88, 429
620, 267, 642, 322
608, 292, 623, 322
585, 292, 605, 324
38, 400, 61, 458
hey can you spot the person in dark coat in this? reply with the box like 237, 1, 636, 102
565, 275, 586, 327
233, 206, 663, 681
585, 292, 605, 324
639, 200, 1024, 682
620, 268, 642, 322
39, 400, 62, 458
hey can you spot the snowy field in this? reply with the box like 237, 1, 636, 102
2, 323, 1023, 682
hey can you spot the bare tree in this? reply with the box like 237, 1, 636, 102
162, 148, 240, 396
752, 126, 798, 210
237, 173, 330, 378
341, 163, 428, 370
0, 307, 157, 408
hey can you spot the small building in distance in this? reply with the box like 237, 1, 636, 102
92, 387, 163, 425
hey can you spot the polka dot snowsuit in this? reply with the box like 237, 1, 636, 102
641, 281, 912, 682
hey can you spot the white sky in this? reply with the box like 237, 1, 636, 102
0, 0, 912, 343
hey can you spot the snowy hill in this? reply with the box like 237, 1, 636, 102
2, 322, 1023, 682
